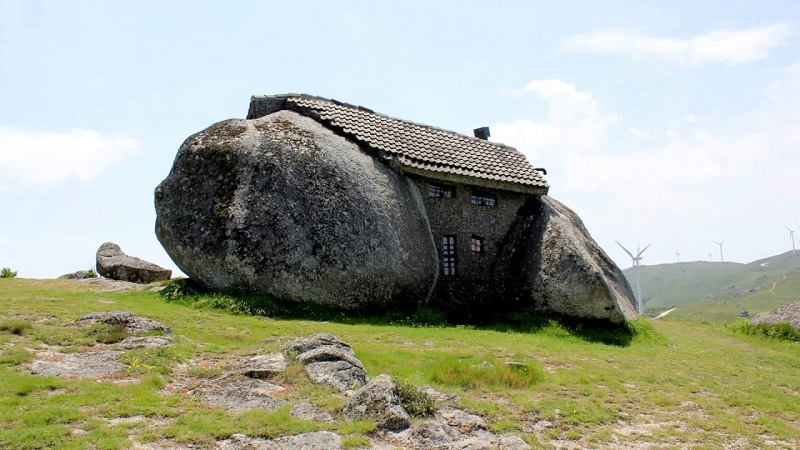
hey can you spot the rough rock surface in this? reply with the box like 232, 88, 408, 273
96, 242, 172, 284
242, 352, 286, 379
290, 402, 334, 422
155, 110, 438, 309
495, 196, 638, 323
343, 374, 410, 430
75, 311, 173, 334
59, 270, 94, 280
116, 336, 173, 350
282, 333, 369, 391
751, 301, 800, 330
197, 376, 285, 411
376, 406, 531, 450
32, 350, 125, 378
218, 431, 341, 450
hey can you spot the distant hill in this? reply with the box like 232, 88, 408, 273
623, 251, 800, 323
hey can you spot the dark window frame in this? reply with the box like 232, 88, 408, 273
441, 235, 457, 276
470, 190, 497, 207
428, 183, 456, 199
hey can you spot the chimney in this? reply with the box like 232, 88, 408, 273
473, 127, 490, 140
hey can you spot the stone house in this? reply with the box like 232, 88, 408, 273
247, 94, 549, 310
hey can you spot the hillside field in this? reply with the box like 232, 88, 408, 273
623, 251, 800, 323
1, 278, 799, 449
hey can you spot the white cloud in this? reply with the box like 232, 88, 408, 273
562, 23, 791, 65
0, 127, 141, 188
492, 72, 800, 267
492, 79, 615, 166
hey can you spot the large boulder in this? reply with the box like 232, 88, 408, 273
495, 196, 638, 323
95, 242, 171, 284
155, 110, 438, 309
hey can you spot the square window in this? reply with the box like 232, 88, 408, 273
470, 236, 483, 253
428, 183, 455, 199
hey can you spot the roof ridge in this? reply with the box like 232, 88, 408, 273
265, 94, 523, 154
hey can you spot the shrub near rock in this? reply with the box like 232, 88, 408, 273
343, 374, 411, 431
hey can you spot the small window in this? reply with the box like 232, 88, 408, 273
442, 235, 457, 276
470, 236, 483, 253
470, 191, 496, 207
428, 183, 455, 199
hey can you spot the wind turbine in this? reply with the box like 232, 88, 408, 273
708, 248, 712, 262
713, 240, 725, 262
675, 250, 680, 262
615, 240, 651, 315
785, 225, 796, 254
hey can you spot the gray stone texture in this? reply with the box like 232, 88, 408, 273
198, 376, 285, 411
75, 311, 173, 334
154, 111, 438, 310
95, 242, 171, 284
282, 333, 369, 391
411, 177, 528, 319
343, 374, 410, 430
751, 301, 800, 330
32, 351, 125, 378
218, 431, 341, 450
495, 196, 638, 323
58, 270, 93, 280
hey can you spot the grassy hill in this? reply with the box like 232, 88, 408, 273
1, 278, 799, 449
624, 251, 800, 323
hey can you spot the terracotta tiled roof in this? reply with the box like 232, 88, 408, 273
250, 94, 548, 191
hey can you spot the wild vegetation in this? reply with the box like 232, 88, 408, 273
0, 278, 798, 449
0, 267, 17, 278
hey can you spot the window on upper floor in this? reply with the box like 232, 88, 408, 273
470, 191, 496, 207
428, 183, 455, 199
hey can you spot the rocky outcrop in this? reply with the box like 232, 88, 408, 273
282, 333, 369, 391
343, 374, 410, 430
95, 242, 171, 284
496, 196, 638, 323
75, 311, 173, 334
155, 110, 438, 310
751, 301, 800, 330
58, 270, 94, 280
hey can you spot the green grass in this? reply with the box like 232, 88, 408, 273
0, 278, 798, 448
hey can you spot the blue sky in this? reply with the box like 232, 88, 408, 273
2, 0, 799, 277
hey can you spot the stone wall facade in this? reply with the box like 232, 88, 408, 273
409, 176, 530, 319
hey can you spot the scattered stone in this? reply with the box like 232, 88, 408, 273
96, 242, 172, 284
407, 420, 457, 447
420, 386, 460, 404
283, 333, 368, 391
116, 336, 173, 350
197, 376, 285, 411
243, 352, 286, 379
59, 270, 94, 280
75, 311, 173, 334
32, 350, 125, 378
75, 278, 148, 292
218, 431, 342, 450
751, 301, 800, 330
436, 407, 488, 433
679, 401, 701, 411
291, 402, 334, 422
343, 374, 410, 430
505, 361, 528, 371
